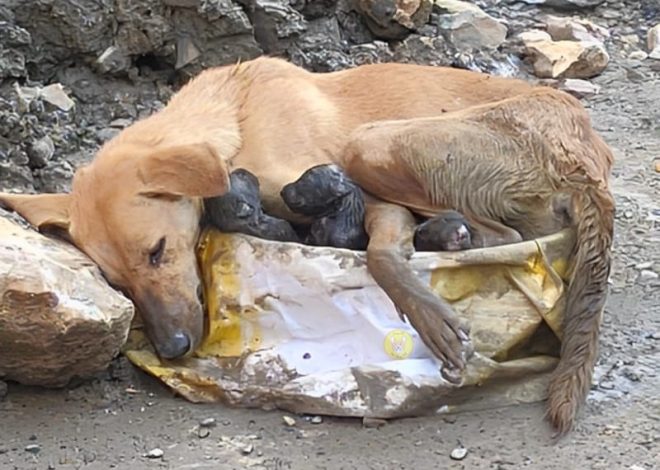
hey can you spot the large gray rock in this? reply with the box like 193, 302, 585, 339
0, 215, 134, 387
434, 0, 508, 51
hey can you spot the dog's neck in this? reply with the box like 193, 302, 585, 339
107, 63, 252, 168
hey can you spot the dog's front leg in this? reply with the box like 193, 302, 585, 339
364, 200, 473, 380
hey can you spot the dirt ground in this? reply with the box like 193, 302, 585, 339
1, 5, 660, 470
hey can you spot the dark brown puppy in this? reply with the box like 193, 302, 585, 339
280, 164, 369, 250
204, 169, 299, 243
414, 210, 473, 251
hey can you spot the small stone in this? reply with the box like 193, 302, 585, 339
629, 465, 646, 470
96, 46, 131, 75
450, 445, 468, 460
26, 136, 55, 169
96, 127, 120, 143
362, 417, 388, 428
621, 34, 640, 46
524, 39, 609, 79
200, 417, 217, 428
544, 15, 608, 44
282, 415, 296, 427
518, 30, 552, 44
175, 37, 201, 69
358, 0, 433, 40
25, 444, 41, 454
628, 50, 648, 61
240, 443, 254, 455
622, 369, 642, 382
602, 424, 621, 435
39, 84, 75, 112
556, 78, 601, 98
109, 118, 133, 128
648, 25, 660, 59
639, 270, 659, 281
655, 161, 660, 172
635, 262, 653, 270
519, 0, 605, 8
599, 381, 615, 390
310, 416, 323, 424
145, 448, 164, 459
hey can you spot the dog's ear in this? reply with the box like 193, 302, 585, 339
138, 143, 230, 199
0, 192, 72, 240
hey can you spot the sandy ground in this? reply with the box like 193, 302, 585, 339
1, 36, 659, 470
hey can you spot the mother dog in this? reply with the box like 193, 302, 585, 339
0, 57, 614, 436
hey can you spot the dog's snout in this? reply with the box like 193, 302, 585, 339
157, 331, 192, 359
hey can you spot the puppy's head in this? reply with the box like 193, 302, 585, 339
280, 164, 355, 217
414, 211, 473, 252
0, 141, 230, 360
204, 168, 262, 232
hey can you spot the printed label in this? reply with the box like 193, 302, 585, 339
384, 329, 414, 359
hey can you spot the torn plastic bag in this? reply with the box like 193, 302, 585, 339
123, 227, 574, 419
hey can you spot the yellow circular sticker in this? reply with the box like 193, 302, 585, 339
384, 329, 414, 359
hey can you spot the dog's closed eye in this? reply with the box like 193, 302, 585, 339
149, 237, 166, 267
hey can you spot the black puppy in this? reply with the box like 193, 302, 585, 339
280, 164, 369, 250
414, 210, 473, 252
204, 168, 299, 243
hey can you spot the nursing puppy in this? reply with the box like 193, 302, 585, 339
204, 169, 299, 243
414, 210, 473, 252
413, 210, 524, 251
280, 164, 369, 250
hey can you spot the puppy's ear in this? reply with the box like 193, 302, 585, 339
331, 171, 354, 198
138, 143, 230, 199
0, 192, 72, 241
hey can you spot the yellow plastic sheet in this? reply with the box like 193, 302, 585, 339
124, 228, 575, 419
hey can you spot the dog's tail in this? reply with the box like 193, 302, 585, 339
546, 184, 615, 436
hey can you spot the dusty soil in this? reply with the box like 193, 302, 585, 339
1, 1, 659, 469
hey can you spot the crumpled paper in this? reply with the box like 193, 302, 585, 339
124, 227, 574, 419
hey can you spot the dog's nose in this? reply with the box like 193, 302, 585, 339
158, 331, 192, 359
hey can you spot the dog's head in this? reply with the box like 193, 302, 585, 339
0, 141, 230, 360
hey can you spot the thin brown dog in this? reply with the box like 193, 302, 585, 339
0, 57, 614, 437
